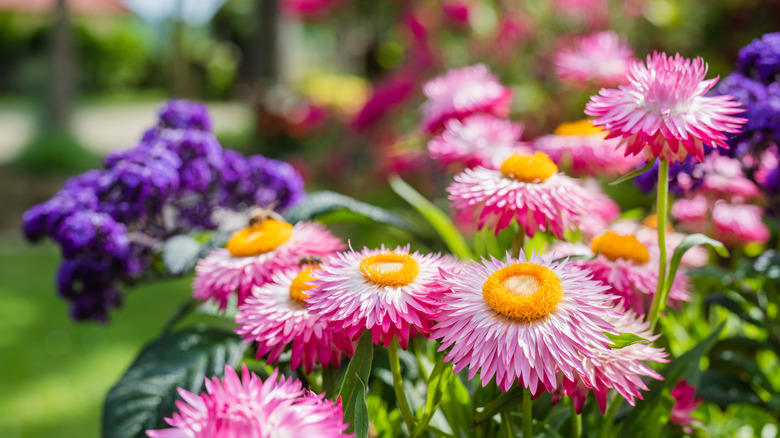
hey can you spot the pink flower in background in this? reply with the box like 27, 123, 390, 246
555, 31, 635, 87
235, 269, 354, 373
534, 119, 644, 177
306, 246, 457, 349
712, 201, 770, 245
586, 52, 747, 162
146, 366, 351, 437
670, 380, 703, 433
577, 180, 621, 239
351, 72, 417, 131
554, 308, 667, 414
442, 0, 470, 26
420, 64, 513, 134
447, 152, 589, 237
611, 217, 709, 268
671, 194, 709, 225
432, 252, 618, 394
701, 153, 761, 201
282, 0, 345, 18
428, 114, 530, 169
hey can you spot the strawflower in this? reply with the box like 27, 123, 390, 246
555, 31, 635, 87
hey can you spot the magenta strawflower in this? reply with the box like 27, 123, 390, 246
554, 308, 667, 414
428, 114, 531, 170
305, 245, 458, 349
534, 119, 643, 177
447, 151, 589, 237
235, 268, 354, 373
420, 64, 513, 134
193, 220, 344, 309
586, 52, 747, 162
555, 31, 635, 87
146, 365, 351, 437
670, 380, 703, 433
431, 252, 618, 394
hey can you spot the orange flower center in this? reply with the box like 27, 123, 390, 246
360, 252, 420, 287
226, 219, 294, 257
590, 231, 650, 265
500, 152, 558, 183
482, 263, 563, 321
289, 268, 318, 305
641, 214, 674, 232
553, 119, 603, 136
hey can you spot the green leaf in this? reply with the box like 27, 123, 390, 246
162, 235, 202, 275
283, 191, 413, 230
608, 160, 656, 186
412, 359, 452, 437
661, 234, 728, 314
389, 175, 474, 260
351, 377, 370, 438
605, 332, 651, 349
340, 332, 374, 433
705, 294, 765, 327
439, 372, 473, 438
102, 327, 248, 438
473, 385, 524, 425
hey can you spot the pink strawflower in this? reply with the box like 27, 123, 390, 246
701, 153, 761, 201
670, 380, 703, 433
671, 194, 709, 225
442, 0, 470, 26
281, 0, 344, 18
420, 64, 513, 134
554, 308, 667, 414
611, 217, 709, 268
555, 31, 635, 87
712, 201, 770, 245
146, 365, 351, 437
447, 151, 589, 237
586, 52, 747, 162
235, 269, 354, 373
577, 179, 621, 239
534, 119, 644, 177
432, 251, 618, 394
351, 72, 417, 131
428, 114, 531, 169
194, 221, 345, 309
305, 245, 458, 349
551, 231, 690, 315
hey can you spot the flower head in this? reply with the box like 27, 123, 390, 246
555, 31, 635, 87
431, 252, 617, 394
420, 64, 513, 134
235, 268, 354, 373
428, 114, 530, 169
305, 246, 458, 349
447, 151, 589, 237
712, 201, 770, 245
194, 220, 344, 309
670, 380, 703, 433
146, 365, 351, 437
737, 32, 780, 85
586, 52, 747, 162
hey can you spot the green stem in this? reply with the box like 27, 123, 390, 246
502, 411, 514, 438
571, 402, 582, 438
522, 387, 533, 438
648, 159, 669, 331
389, 337, 417, 434
512, 230, 526, 259
599, 392, 621, 438
161, 299, 196, 335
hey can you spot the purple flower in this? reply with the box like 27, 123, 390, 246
737, 32, 780, 85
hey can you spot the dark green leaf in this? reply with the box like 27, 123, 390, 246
605, 332, 651, 349
322, 362, 349, 400
618, 388, 675, 438
283, 191, 412, 230
705, 294, 765, 327
439, 372, 473, 438
608, 160, 656, 186
660, 234, 728, 315
351, 377, 370, 438
102, 327, 247, 438
340, 332, 374, 433
473, 385, 524, 425
698, 370, 765, 408
162, 235, 202, 275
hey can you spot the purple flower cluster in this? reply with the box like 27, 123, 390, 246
634, 157, 707, 197
23, 100, 305, 321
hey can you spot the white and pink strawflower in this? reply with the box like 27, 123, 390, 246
428, 114, 531, 170
420, 64, 513, 134
431, 251, 618, 394
555, 31, 635, 87
193, 219, 344, 309
235, 268, 355, 374
534, 119, 644, 177
305, 245, 458, 349
447, 151, 589, 237
554, 308, 667, 414
586, 52, 747, 162
146, 365, 351, 437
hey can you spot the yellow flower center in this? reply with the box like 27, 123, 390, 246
289, 268, 318, 305
360, 252, 420, 287
553, 119, 603, 136
482, 263, 563, 321
641, 214, 674, 232
500, 152, 558, 183
590, 231, 650, 265
226, 219, 294, 257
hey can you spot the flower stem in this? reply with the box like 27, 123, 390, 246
599, 391, 621, 438
522, 387, 533, 437
389, 337, 417, 434
648, 159, 669, 331
502, 411, 514, 438
512, 230, 526, 259
571, 402, 582, 438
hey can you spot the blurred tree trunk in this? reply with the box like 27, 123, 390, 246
49, 0, 74, 130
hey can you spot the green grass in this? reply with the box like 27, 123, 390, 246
0, 239, 192, 438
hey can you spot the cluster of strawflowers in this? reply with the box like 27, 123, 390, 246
29, 32, 780, 437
